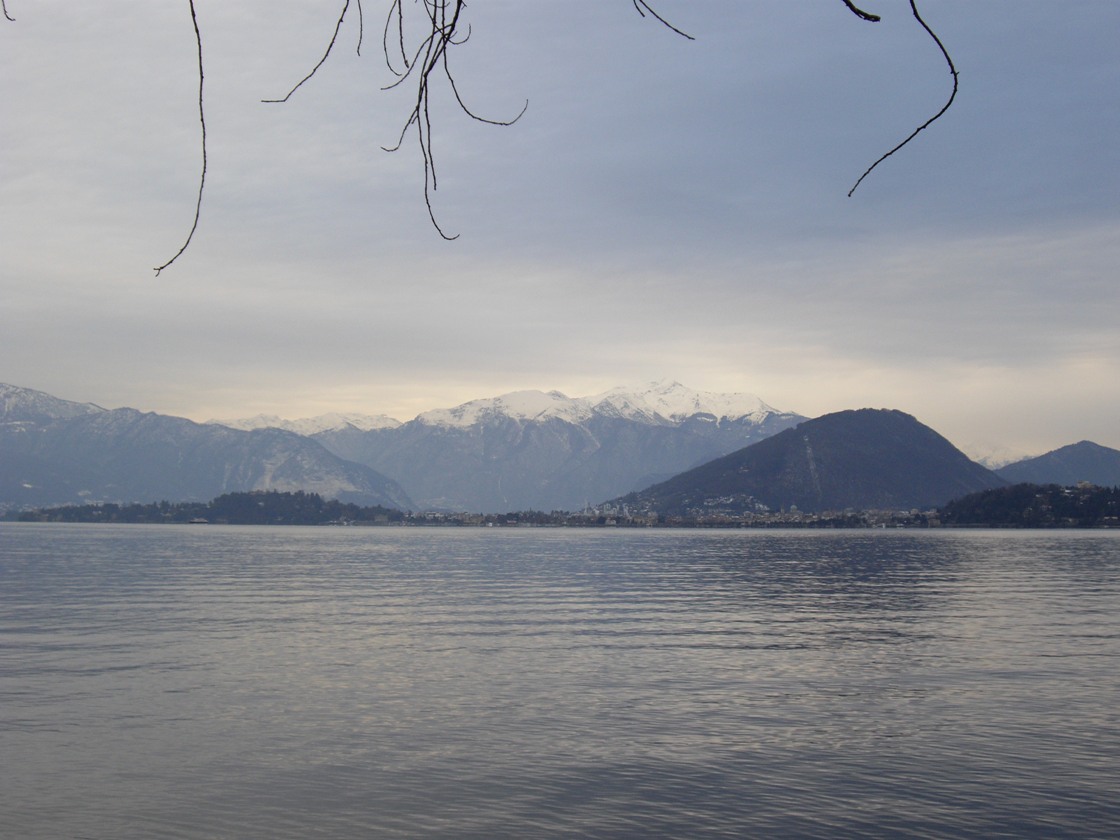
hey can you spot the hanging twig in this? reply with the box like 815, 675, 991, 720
380, 0, 531, 239
7, 0, 960, 260
848, 0, 958, 196
840, 0, 880, 23
154, 0, 206, 275
632, 1, 695, 40
380, 0, 473, 239
255, 1, 692, 240
380, 0, 692, 237
261, 0, 364, 104
355, 0, 364, 56
382, 0, 409, 75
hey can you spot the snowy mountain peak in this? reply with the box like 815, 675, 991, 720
417, 390, 592, 428
208, 412, 402, 435
589, 380, 776, 424
197, 382, 790, 435
416, 381, 786, 429
960, 441, 1033, 469
1, 383, 105, 423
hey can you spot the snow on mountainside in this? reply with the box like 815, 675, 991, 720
589, 381, 778, 424
416, 390, 593, 427
1, 384, 413, 510
208, 412, 402, 435
1, 383, 104, 423
307, 381, 806, 511
208, 381, 786, 434
959, 440, 1032, 470
416, 381, 782, 429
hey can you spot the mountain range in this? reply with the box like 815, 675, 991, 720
0, 384, 412, 510
293, 382, 805, 512
3, 381, 1119, 515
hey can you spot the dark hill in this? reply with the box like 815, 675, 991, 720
996, 441, 1120, 487
621, 408, 1006, 515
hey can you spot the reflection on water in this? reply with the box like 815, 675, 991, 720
1, 525, 1118, 838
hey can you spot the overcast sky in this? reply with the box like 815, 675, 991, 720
3, 1, 1118, 459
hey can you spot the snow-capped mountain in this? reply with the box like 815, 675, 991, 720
587, 381, 779, 425
414, 381, 781, 429
0, 384, 412, 510
416, 389, 591, 427
0, 382, 104, 424
959, 440, 1032, 470
209, 412, 402, 435
209, 381, 786, 435
312, 381, 805, 512
0, 381, 801, 513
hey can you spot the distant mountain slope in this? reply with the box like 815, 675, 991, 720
0, 384, 413, 510
0, 382, 104, 423
996, 441, 1120, 487
208, 412, 402, 435
621, 408, 1007, 515
310, 381, 805, 512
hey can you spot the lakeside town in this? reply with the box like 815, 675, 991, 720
11, 485, 1120, 529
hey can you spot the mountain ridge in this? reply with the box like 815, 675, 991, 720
0, 384, 412, 510
996, 441, 1120, 487
9, 382, 1117, 516
208, 412, 402, 435
305, 381, 805, 511
621, 409, 1008, 515
208, 380, 785, 432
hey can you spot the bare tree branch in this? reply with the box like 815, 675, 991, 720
379, 0, 536, 239
382, 0, 409, 75
848, 0, 958, 196
632, 1, 695, 40
840, 0, 881, 23
355, 0, 364, 56
5, 1, 961, 264
153, 0, 206, 275
261, 0, 363, 104
377, 1, 695, 238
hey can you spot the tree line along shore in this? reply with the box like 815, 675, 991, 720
6, 484, 1120, 529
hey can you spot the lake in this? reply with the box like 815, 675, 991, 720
1, 524, 1118, 838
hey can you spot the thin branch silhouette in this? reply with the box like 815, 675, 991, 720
840, 0, 880, 23
261, 0, 364, 104
380, 0, 532, 239
848, 0, 958, 196
379, 0, 469, 239
378, 0, 692, 238
5, 1, 963, 265
154, 0, 206, 275
632, 1, 695, 40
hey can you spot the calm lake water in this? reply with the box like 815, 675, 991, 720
1, 524, 1118, 839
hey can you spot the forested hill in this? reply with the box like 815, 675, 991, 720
13, 491, 404, 526
620, 408, 1004, 516
940, 484, 1120, 528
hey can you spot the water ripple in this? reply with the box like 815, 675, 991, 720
2, 525, 1119, 838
